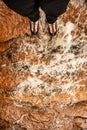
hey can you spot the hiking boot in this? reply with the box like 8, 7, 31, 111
30, 21, 39, 35
48, 21, 57, 36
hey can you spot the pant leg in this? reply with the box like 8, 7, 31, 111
3, 0, 40, 22
40, 0, 70, 24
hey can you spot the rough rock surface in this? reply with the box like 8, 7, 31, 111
0, 0, 87, 130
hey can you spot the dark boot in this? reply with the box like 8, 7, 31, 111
30, 20, 39, 35
48, 21, 57, 36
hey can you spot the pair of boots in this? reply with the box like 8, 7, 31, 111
30, 20, 57, 36
3, 0, 70, 36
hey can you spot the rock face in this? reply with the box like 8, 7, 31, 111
0, 0, 87, 130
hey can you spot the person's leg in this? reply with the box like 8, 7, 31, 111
29, 0, 40, 34
3, 0, 40, 34
40, 0, 69, 23
40, 0, 69, 35
3, 0, 39, 22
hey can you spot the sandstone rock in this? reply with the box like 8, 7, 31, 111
0, 0, 87, 129
0, 101, 87, 130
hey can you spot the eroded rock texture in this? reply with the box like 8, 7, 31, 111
0, 0, 87, 130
